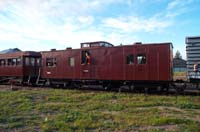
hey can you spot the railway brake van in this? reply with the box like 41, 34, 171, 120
41, 41, 173, 91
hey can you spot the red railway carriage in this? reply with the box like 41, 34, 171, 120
0, 51, 41, 84
41, 41, 173, 89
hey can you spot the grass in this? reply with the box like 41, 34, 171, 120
0, 87, 200, 131
173, 72, 187, 81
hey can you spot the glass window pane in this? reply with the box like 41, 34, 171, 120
36, 58, 41, 66
126, 54, 134, 64
25, 57, 30, 66
137, 54, 146, 64
83, 44, 90, 47
0, 59, 6, 66
69, 57, 75, 67
12, 58, 17, 65
17, 58, 21, 65
31, 58, 35, 66
46, 58, 56, 67
81, 51, 90, 65
8, 59, 12, 66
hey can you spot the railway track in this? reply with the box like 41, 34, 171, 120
0, 84, 199, 96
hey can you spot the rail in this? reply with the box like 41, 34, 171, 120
0, 77, 16, 82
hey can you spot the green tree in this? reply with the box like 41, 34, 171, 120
174, 50, 182, 59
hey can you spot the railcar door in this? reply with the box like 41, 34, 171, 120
23, 56, 41, 81
135, 47, 148, 80
148, 49, 158, 81
80, 50, 93, 79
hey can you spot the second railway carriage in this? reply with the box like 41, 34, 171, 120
0, 51, 41, 84
40, 41, 173, 90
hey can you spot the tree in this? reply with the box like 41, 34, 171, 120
174, 50, 182, 59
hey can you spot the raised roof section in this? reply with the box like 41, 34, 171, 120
81, 41, 113, 48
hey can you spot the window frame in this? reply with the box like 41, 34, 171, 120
69, 57, 75, 67
137, 54, 146, 64
7, 59, 12, 66
30, 57, 35, 66
16, 58, 21, 65
36, 58, 41, 67
12, 58, 17, 66
81, 50, 90, 65
126, 54, 134, 65
25, 57, 30, 66
46, 58, 57, 67
0, 59, 6, 66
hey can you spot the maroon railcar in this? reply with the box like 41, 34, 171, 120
41, 41, 173, 89
0, 51, 41, 84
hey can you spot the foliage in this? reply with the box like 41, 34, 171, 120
174, 50, 182, 59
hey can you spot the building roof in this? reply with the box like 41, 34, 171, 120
173, 58, 186, 68
0, 48, 21, 54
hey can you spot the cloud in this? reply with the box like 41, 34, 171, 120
167, 0, 194, 10
167, 0, 181, 10
77, 16, 94, 25
166, 0, 197, 18
0, 0, 135, 50
102, 16, 172, 33
0, 0, 195, 52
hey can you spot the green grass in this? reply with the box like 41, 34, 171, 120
173, 72, 187, 80
0, 88, 200, 131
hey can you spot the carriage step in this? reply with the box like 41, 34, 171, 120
36, 79, 46, 86
9, 79, 22, 85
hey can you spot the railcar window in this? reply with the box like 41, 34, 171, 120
17, 58, 21, 65
105, 43, 113, 47
0, 60, 4, 66
137, 54, 146, 64
25, 57, 30, 66
100, 42, 113, 47
36, 58, 41, 66
69, 57, 75, 67
46, 58, 57, 67
81, 51, 91, 65
7, 59, 12, 66
126, 54, 134, 64
82, 43, 90, 48
100, 42, 105, 47
30, 58, 35, 66
12, 58, 17, 65
0, 59, 6, 66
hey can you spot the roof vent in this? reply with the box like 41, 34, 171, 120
66, 47, 72, 50
134, 42, 142, 45
51, 49, 56, 51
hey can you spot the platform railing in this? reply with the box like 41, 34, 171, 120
188, 72, 200, 79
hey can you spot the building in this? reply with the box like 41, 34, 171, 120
0, 48, 21, 54
173, 58, 186, 72
186, 36, 200, 78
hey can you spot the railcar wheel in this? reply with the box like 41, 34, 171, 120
161, 84, 169, 93
129, 85, 134, 92
70, 82, 81, 89
103, 83, 112, 91
156, 86, 162, 92
144, 87, 149, 93
174, 82, 186, 93
161, 87, 169, 93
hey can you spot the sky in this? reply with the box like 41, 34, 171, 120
0, 0, 200, 59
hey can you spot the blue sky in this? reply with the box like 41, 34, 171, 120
0, 0, 200, 59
